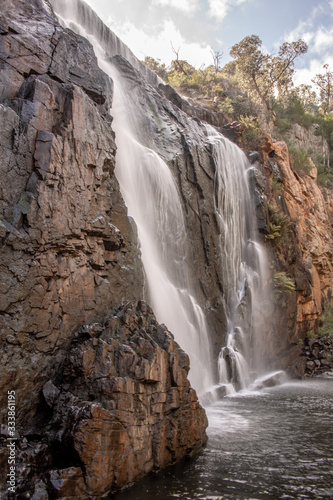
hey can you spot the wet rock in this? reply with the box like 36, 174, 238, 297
220, 121, 245, 143
16, 302, 208, 497
0, 0, 144, 476
306, 361, 316, 371
303, 334, 333, 376
251, 370, 287, 390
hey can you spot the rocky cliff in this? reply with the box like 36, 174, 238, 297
252, 132, 333, 375
0, 0, 208, 496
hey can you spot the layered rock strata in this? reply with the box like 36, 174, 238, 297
12, 302, 208, 498
0, 0, 144, 428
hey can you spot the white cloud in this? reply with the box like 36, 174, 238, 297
152, 0, 199, 15
293, 55, 333, 87
313, 27, 333, 52
207, 0, 229, 22
106, 17, 212, 67
207, 0, 251, 23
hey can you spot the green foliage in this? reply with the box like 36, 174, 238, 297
288, 146, 313, 174
238, 115, 265, 149
318, 303, 333, 338
306, 330, 315, 339
271, 177, 282, 193
217, 96, 234, 115
229, 35, 307, 114
317, 165, 333, 188
266, 204, 291, 242
143, 56, 168, 82
142, 49, 333, 177
272, 271, 295, 296
316, 114, 333, 165
265, 222, 282, 240
273, 96, 315, 134
312, 64, 333, 114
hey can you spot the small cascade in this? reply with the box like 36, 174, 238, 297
205, 125, 272, 392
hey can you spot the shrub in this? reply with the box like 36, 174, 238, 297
265, 204, 291, 243
314, 154, 333, 188
318, 303, 333, 338
272, 271, 295, 297
271, 177, 282, 193
288, 146, 313, 175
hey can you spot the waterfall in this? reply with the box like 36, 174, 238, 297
108, 64, 214, 394
205, 125, 271, 392
50, 0, 273, 397
50, 0, 214, 395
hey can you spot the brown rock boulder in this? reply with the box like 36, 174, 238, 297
17, 302, 208, 498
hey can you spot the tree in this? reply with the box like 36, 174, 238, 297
312, 64, 333, 114
211, 49, 224, 73
143, 56, 168, 82
230, 35, 307, 119
294, 84, 318, 108
170, 43, 194, 76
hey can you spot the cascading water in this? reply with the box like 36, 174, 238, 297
50, 0, 214, 396
107, 65, 214, 394
50, 0, 275, 397
205, 125, 272, 392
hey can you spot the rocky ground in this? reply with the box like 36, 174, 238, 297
302, 335, 333, 377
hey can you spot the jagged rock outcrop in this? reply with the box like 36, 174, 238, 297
13, 302, 208, 498
252, 133, 333, 374
287, 123, 329, 164
302, 334, 333, 376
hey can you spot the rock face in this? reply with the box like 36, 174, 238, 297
0, 0, 208, 496
287, 123, 329, 164
0, 0, 144, 427
14, 302, 208, 498
253, 133, 333, 375
302, 334, 333, 377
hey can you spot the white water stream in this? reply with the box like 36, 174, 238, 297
107, 64, 214, 394
50, 0, 273, 397
205, 126, 272, 393
50, 1, 214, 395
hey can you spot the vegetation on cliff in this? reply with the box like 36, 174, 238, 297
143, 36, 333, 188
143, 37, 333, 355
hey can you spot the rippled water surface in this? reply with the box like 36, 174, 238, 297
112, 379, 333, 499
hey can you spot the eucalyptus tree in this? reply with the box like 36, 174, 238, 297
312, 64, 333, 114
230, 35, 308, 120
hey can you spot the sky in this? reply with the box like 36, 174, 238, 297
84, 0, 333, 87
